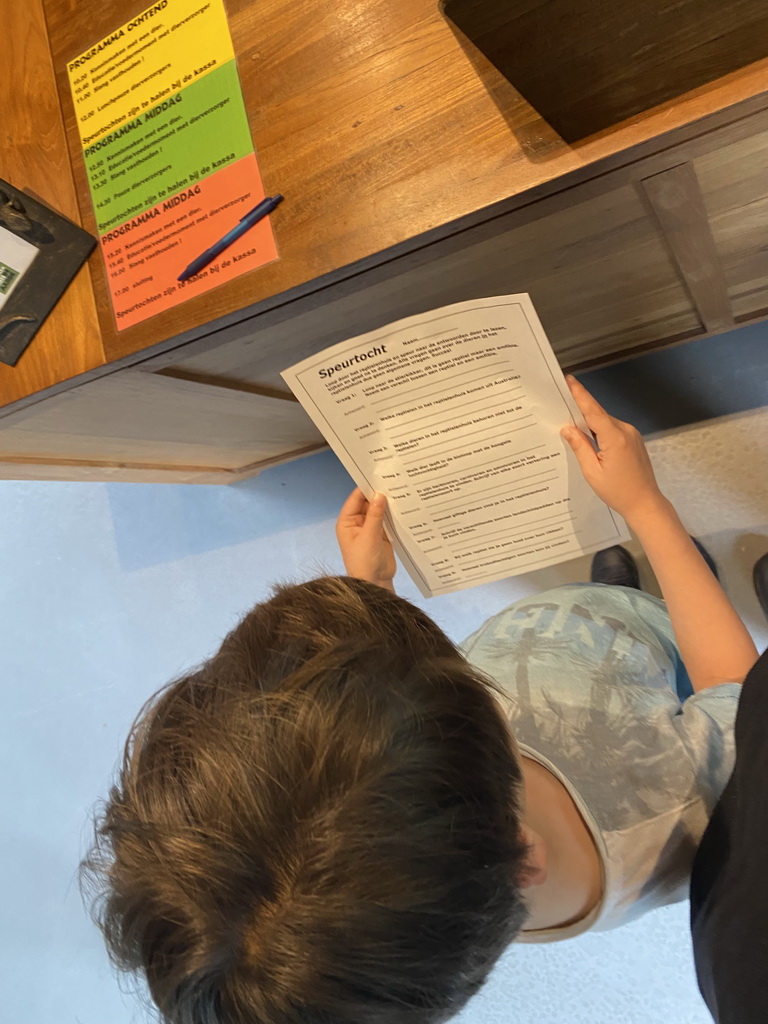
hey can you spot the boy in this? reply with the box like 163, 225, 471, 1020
83, 378, 757, 1024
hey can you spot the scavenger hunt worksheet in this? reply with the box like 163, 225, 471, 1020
282, 295, 629, 597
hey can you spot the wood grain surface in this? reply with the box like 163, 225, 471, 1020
0, 443, 326, 483
0, 370, 324, 468
442, 0, 768, 141
693, 131, 768, 320
142, 104, 768, 385
0, 0, 102, 407
639, 163, 734, 332
43, 0, 768, 372
154, 176, 700, 386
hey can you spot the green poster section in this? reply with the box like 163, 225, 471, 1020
84, 61, 254, 234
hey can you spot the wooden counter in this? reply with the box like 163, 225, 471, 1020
2, 0, 768, 481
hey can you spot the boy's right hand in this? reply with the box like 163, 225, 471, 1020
560, 376, 667, 524
335, 487, 397, 591
562, 376, 759, 692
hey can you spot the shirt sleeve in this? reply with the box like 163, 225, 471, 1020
669, 683, 741, 812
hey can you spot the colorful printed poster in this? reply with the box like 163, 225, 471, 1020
66, 0, 278, 329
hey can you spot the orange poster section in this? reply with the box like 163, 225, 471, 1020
103, 153, 277, 329
68, 0, 278, 329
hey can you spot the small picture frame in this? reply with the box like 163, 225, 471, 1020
0, 178, 97, 367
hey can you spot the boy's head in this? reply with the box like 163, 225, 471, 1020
83, 577, 531, 1024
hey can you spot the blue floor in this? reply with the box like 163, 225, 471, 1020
4, 318, 768, 1023
579, 320, 768, 433
0, 451, 719, 1024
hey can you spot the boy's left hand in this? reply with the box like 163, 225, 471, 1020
336, 488, 396, 591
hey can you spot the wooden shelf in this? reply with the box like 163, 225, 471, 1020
1, 0, 767, 481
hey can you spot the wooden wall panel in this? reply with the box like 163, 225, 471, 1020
638, 163, 734, 333
0, 372, 323, 469
39, 0, 768, 375
0, 442, 326, 483
155, 179, 701, 387
692, 132, 768, 320
442, 0, 768, 141
0, 0, 103, 407
0, 459, 234, 484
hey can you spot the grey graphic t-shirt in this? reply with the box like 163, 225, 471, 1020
462, 583, 740, 942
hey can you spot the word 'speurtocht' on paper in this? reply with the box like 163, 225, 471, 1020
282, 295, 629, 597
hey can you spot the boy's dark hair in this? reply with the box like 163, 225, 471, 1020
82, 577, 531, 1024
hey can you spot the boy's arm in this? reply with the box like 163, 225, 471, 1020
562, 376, 757, 692
628, 499, 757, 690
335, 488, 396, 591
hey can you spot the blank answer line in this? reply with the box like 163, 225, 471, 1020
387, 387, 528, 440
450, 509, 577, 536
427, 471, 556, 512
448, 515, 577, 552
458, 534, 584, 574
416, 444, 547, 489
404, 420, 536, 467
432, 553, 556, 590
445, 508, 572, 534
458, 540, 563, 563
376, 370, 515, 413
391, 391, 528, 440
389, 395, 522, 439
374, 361, 509, 409
400, 415, 533, 460
400, 423, 509, 455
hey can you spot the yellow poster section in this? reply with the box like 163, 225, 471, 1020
67, 0, 236, 148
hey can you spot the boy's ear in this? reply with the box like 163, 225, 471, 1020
518, 825, 548, 888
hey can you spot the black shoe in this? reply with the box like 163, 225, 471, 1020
591, 546, 641, 589
754, 553, 768, 621
691, 537, 719, 581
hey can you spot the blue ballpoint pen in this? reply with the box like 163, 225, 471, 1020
177, 193, 283, 282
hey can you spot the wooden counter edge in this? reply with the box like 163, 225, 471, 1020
0, 0, 104, 409
2, 59, 768, 419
